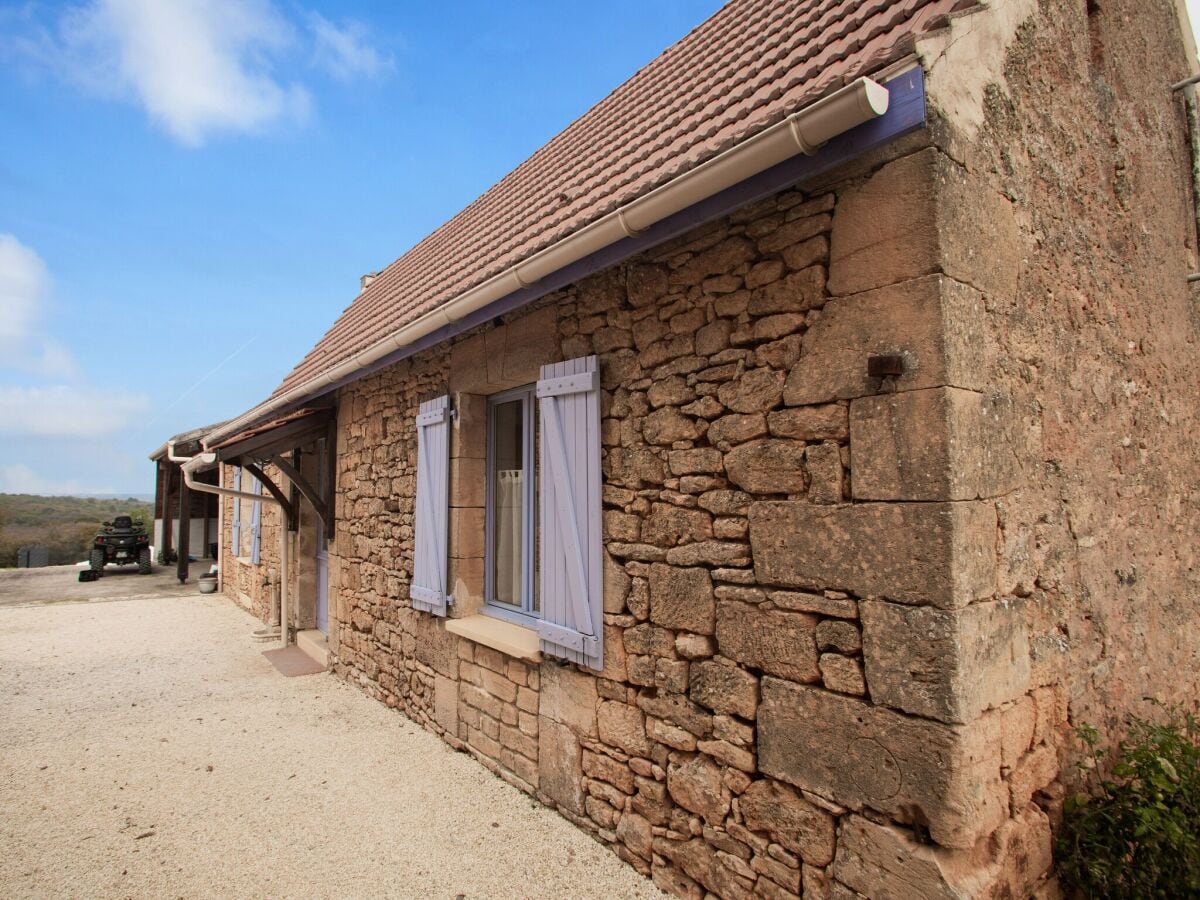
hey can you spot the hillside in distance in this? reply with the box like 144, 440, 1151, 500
0, 494, 155, 568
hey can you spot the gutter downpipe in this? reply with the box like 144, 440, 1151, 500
168, 442, 291, 650
204, 76, 890, 447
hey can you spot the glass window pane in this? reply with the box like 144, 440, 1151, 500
491, 398, 524, 607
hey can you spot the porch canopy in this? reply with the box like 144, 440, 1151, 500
207, 404, 338, 542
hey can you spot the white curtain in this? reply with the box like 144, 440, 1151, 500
494, 470, 523, 604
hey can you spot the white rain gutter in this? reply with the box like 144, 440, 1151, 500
206, 77, 890, 446
168, 442, 291, 650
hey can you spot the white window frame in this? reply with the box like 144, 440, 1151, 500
483, 384, 537, 625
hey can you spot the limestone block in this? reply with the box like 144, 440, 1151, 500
747, 265, 827, 315
449, 555, 484, 614
411, 614, 458, 679
637, 691, 713, 738
668, 754, 729, 825
804, 442, 843, 504
604, 447, 667, 487
707, 414, 768, 451
643, 408, 700, 445
603, 553, 631, 614
815, 620, 861, 653
598, 700, 653, 757
450, 392, 486, 459
725, 439, 807, 494
616, 810, 653, 860
501, 305, 560, 384
819, 654, 866, 695
450, 456, 486, 507
434, 673, 459, 736
717, 368, 786, 414
664, 541, 751, 567
668, 448, 724, 476
850, 387, 1022, 501
767, 404, 848, 441
627, 263, 670, 307
832, 816, 981, 900
860, 599, 1030, 724
689, 660, 759, 719
715, 601, 819, 683
828, 147, 1020, 300
539, 718, 584, 815
642, 504, 714, 547
748, 501, 997, 608
1009, 744, 1059, 810
539, 663, 598, 738
671, 235, 757, 284
448, 306, 559, 393
450, 506, 486, 559
783, 274, 989, 407
759, 680, 1007, 848
832, 806, 1053, 900
649, 564, 715, 634
739, 778, 835, 866
648, 375, 696, 409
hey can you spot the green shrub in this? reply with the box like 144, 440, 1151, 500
1057, 709, 1200, 898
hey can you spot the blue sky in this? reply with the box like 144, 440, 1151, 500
0, 0, 722, 496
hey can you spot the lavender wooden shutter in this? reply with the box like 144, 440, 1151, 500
231, 468, 242, 553
537, 355, 603, 670
250, 477, 263, 564
412, 395, 451, 616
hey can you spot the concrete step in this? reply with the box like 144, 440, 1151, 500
295, 629, 329, 669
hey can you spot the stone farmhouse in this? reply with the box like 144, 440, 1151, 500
168, 0, 1200, 895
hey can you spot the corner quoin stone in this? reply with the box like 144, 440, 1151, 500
748, 501, 997, 608
860, 598, 1031, 724
783, 274, 989, 407
758, 678, 1007, 849
827, 146, 1020, 300
850, 386, 1023, 501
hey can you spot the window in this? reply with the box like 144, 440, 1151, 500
485, 385, 537, 622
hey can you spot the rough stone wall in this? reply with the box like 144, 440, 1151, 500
323, 153, 1056, 897
924, 0, 1200, 795
213, 5, 1200, 895
219, 462, 287, 623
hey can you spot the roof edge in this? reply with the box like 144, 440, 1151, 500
207, 69, 928, 448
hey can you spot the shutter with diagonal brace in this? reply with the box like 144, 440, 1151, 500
412, 395, 451, 616
250, 476, 263, 564
230, 468, 242, 553
537, 355, 603, 670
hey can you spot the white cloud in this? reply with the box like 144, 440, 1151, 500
308, 12, 393, 82
0, 234, 78, 379
0, 385, 149, 437
1, 1, 396, 146
59, 0, 311, 146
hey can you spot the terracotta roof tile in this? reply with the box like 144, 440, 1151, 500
271, 0, 977, 399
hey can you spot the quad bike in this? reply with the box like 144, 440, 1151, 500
90, 515, 152, 575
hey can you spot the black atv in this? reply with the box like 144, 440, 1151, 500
90, 515, 152, 575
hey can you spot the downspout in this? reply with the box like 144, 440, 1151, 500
205, 76, 890, 447
168, 442, 291, 650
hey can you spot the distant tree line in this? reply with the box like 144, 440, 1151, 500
0, 494, 155, 567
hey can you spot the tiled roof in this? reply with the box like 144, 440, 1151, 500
273, 0, 977, 399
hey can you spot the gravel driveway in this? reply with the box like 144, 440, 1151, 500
0, 588, 661, 899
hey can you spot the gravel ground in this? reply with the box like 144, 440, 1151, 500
0, 592, 663, 899
0, 563, 201, 608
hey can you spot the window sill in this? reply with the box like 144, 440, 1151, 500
446, 614, 542, 663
